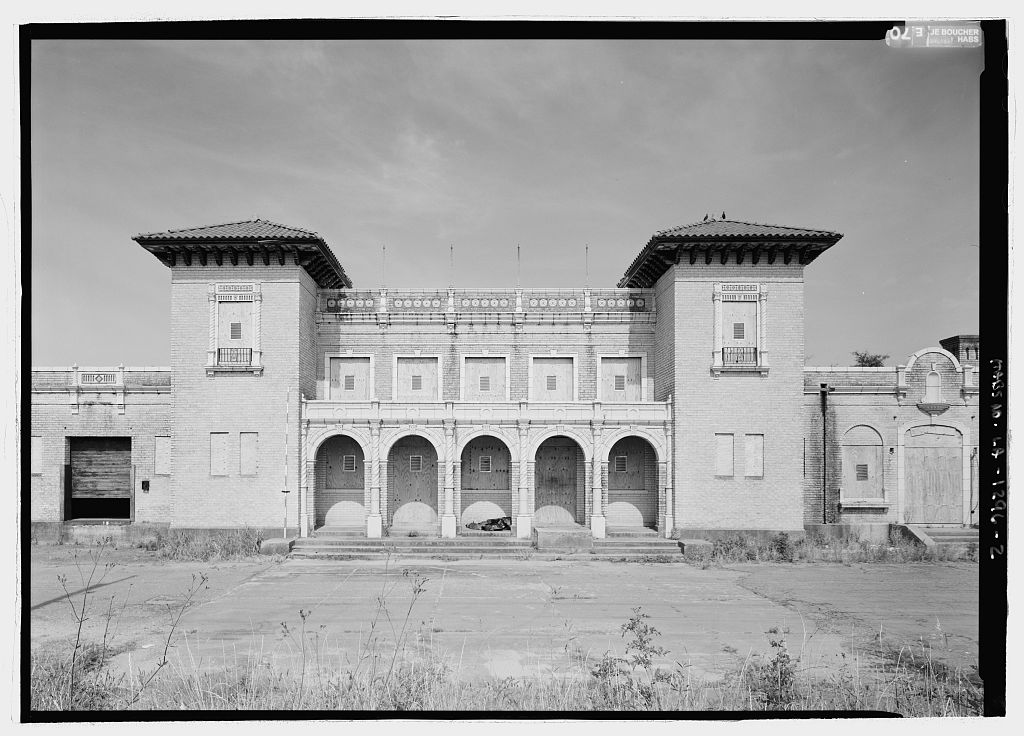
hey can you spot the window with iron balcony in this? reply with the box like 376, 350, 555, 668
712, 283, 768, 377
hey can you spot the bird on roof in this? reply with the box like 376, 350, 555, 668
703, 214, 709, 222
722, 211, 726, 219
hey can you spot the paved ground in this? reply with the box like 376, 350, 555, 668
28, 546, 978, 683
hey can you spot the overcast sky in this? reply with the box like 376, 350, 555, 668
30, 37, 981, 367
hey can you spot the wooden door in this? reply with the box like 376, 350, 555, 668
69, 437, 131, 498
904, 427, 963, 524
387, 437, 438, 529
607, 438, 657, 527
534, 438, 579, 524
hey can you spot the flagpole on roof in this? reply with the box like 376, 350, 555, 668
516, 244, 521, 288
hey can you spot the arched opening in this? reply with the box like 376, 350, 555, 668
460, 436, 513, 530
924, 370, 942, 403
314, 435, 366, 530
840, 426, 884, 502
386, 435, 439, 535
606, 436, 658, 529
904, 425, 963, 524
534, 436, 585, 526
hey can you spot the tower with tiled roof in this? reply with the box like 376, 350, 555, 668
133, 219, 349, 532
619, 217, 843, 535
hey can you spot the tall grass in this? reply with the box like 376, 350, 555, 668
684, 531, 979, 568
30, 548, 983, 715
142, 528, 265, 561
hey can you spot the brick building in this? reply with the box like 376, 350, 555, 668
28, 218, 979, 542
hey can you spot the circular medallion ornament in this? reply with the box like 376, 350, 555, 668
327, 299, 336, 307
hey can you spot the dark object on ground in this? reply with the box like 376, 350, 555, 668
466, 516, 512, 532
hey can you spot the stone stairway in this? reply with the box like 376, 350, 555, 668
290, 525, 683, 560
912, 525, 979, 547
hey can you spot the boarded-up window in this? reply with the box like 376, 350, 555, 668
533, 357, 574, 400
744, 434, 764, 477
31, 436, 42, 475
614, 455, 627, 473
464, 357, 506, 401
329, 357, 371, 400
723, 300, 756, 347
479, 455, 492, 472
240, 432, 258, 476
396, 357, 439, 401
218, 301, 252, 346
342, 454, 356, 472
842, 425, 885, 500
601, 357, 642, 401
210, 433, 229, 476
409, 455, 423, 472
715, 434, 734, 476
154, 436, 171, 475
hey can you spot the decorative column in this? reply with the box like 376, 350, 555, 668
663, 395, 675, 537
515, 420, 532, 538
366, 423, 383, 538
757, 289, 767, 370
712, 285, 723, 369
441, 420, 457, 538
590, 421, 606, 538
453, 461, 462, 528
208, 288, 218, 366
299, 416, 309, 538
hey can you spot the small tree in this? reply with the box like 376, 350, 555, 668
852, 350, 888, 367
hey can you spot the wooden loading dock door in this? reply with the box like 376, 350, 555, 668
66, 437, 132, 520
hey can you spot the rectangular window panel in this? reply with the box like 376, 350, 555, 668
464, 357, 506, 401
154, 436, 171, 475
546, 375, 557, 391
715, 434, 734, 476
614, 455, 628, 473
230, 322, 242, 340
330, 357, 371, 400
210, 432, 229, 476
733, 323, 744, 340
533, 357, 573, 400
744, 434, 764, 477
396, 357, 439, 401
614, 375, 626, 391
409, 455, 423, 472
343, 455, 357, 472
479, 455, 492, 473
31, 436, 42, 475
856, 464, 869, 481
240, 432, 258, 476
601, 357, 642, 401
411, 374, 422, 391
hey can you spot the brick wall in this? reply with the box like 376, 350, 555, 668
169, 263, 311, 529
30, 372, 172, 523
669, 262, 807, 532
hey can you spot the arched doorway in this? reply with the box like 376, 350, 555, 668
460, 436, 513, 529
386, 435, 439, 535
315, 435, 366, 530
904, 425, 963, 524
534, 436, 584, 526
606, 436, 658, 529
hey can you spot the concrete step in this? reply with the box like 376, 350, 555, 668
606, 527, 660, 538
295, 538, 531, 548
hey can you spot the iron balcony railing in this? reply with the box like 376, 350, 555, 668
218, 347, 252, 365
722, 347, 758, 365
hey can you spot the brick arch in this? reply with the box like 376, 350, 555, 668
307, 425, 372, 460
379, 426, 446, 459
456, 427, 520, 463
905, 346, 962, 374
841, 424, 884, 446
598, 427, 666, 464
526, 427, 593, 462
